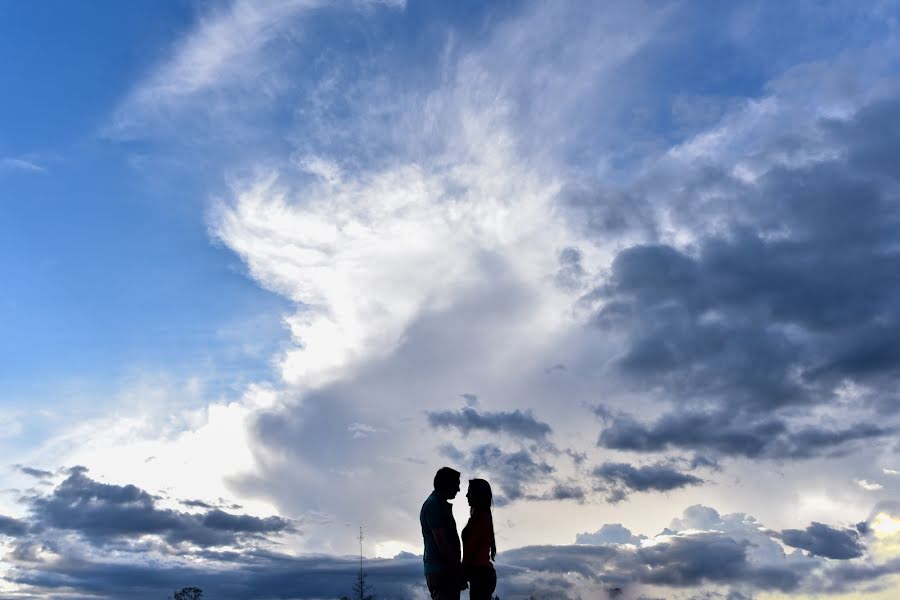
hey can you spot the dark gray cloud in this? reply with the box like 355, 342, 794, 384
597, 407, 893, 459
26, 467, 292, 549
437, 442, 466, 464
3, 490, 894, 600
564, 448, 587, 465
500, 499, 895, 597
561, 184, 658, 243
501, 533, 803, 592
555, 246, 588, 291
592, 461, 704, 502
466, 444, 555, 501
200, 509, 288, 535
636, 534, 761, 587
779, 523, 865, 560
528, 483, 588, 503
544, 483, 587, 502
181, 498, 244, 510
16, 466, 53, 479
181, 499, 214, 509
810, 557, 900, 594
440, 442, 558, 504
0, 514, 28, 537
501, 543, 620, 580
6, 549, 426, 600
583, 99, 900, 464
427, 407, 552, 441
596, 239, 811, 409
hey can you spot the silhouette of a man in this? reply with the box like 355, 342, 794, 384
420, 466, 464, 600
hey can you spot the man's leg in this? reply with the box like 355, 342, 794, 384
425, 572, 461, 600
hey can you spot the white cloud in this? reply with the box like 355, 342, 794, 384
203, 0, 675, 392
193, 2, 706, 558
211, 143, 576, 389
205, 102, 610, 552
20, 376, 283, 520
108, 0, 407, 137
0, 157, 45, 173
857, 479, 885, 491
177, 0, 900, 556
113, 0, 315, 126
348, 422, 376, 438
65, 0, 900, 566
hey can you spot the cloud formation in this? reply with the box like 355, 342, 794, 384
16, 466, 53, 479
582, 97, 900, 471
597, 408, 892, 459
25, 467, 292, 549
0, 157, 46, 173
3, 468, 897, 600
0, 515, 27, 537
576, 523, 645, 546
463, 444, 555, 502
129, 2, 900, 566
779, 523, 865, 560
8, 548, 426, 600
16, 1, 900, 597
592, 461, 704, 502
427, 407, 552, 441
501, 504, 898, 598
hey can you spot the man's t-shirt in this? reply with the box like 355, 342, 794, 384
420, 490, 460, 574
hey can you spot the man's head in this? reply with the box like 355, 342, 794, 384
433, 466, 461, 500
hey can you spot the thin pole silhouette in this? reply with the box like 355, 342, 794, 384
342, 527, 375, 600
358, 526, 364, 593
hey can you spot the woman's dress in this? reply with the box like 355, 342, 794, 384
462, 512, 496, 600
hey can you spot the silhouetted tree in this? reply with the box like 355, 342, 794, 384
351, 569, 376, 600
171, 587, 202, 600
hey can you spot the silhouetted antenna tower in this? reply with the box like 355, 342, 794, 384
358, 526, 364, 583
348, 526, 375, 600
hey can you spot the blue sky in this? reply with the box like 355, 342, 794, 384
0, 0, 289, 445
3, 1, 900, 599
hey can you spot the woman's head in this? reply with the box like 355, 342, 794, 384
466, 478, 493, 511
465, 478, 497, 560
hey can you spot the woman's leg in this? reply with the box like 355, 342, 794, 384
468, 567, 496, 600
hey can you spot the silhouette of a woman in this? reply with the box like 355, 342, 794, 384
461, 479, 497, 599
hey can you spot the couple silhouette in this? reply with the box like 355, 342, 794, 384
420, 467, 497, 600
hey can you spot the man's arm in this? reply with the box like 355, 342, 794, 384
430, 527, 461, 565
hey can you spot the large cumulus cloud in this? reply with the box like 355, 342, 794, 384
586, 98, 900, 467
21, 0, 900, 597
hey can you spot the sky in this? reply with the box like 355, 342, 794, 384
2, 1, 900, 598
